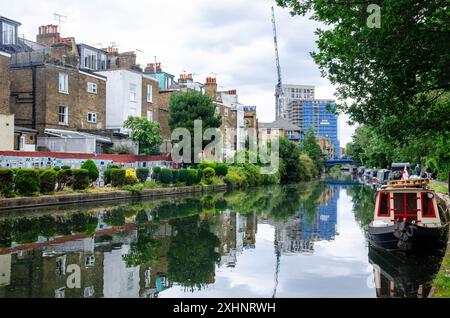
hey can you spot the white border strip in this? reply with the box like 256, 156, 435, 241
0, 51, 11, 58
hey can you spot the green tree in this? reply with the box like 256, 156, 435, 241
81, 160, 99, 182
168, 91, 222, 162
277, 0, 450, 141
301, 128, 324, 175
124, 116, 163, 155
278, 137, 302, 183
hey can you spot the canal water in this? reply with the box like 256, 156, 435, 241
0, 181, 445, 298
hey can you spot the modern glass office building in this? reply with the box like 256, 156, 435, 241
280, 84, 340, 159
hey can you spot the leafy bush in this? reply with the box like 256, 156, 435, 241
179, 169, 189, 184
224, 170, 243, 187
198, 162, 217, 171
72, 169, 90, 190
53, 166, 61, 172
152, 167, 161, 180
125, 169, 139, 185
15, 169, 40, 196
159, 169, 173, 185
111, 169, 126, 187
144, 181, 158, 189
81, 160, 99, 182
57, 169, 72, 191
186, 169, 198, 186
215, 164, 228, 177
39, 169, 57, 194
136, 168, 150, 183
0, 169, 14, 197
122, 183, 144, 194
61, 165, 71, 170
172, 170, 180, 183
203, 167, 216, 184
196, 169, 203, 184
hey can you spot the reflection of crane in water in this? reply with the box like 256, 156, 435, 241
272, 234, 281, 298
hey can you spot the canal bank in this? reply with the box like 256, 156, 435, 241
430, 192, 450, 298
0, 184, 227, 212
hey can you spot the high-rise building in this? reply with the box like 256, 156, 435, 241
277, 84, 340, 159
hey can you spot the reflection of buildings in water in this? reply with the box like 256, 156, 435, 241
244, 212, 257, 250
271, 185, 340, 255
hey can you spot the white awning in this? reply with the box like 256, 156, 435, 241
44, 129, 112, 144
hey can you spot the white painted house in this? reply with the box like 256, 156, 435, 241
97, 69, 143, 133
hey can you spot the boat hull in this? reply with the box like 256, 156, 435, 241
368, 224, 442, 252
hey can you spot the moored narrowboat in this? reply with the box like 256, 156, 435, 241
368, 179, 444, 252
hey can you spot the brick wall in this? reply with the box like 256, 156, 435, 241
0, 54, 11, 114
153, 90, 173, 139
10, 64, 106, 136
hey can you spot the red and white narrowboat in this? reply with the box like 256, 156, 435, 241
368, 179, 444, 251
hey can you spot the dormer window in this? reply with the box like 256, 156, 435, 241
2, 22, 16, 45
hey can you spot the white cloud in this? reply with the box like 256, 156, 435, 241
2, 0, 356, 146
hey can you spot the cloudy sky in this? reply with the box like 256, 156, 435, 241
2, 0, 356, 146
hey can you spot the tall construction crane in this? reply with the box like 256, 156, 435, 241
271, 6, 284, 120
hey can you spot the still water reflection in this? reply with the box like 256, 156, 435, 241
0, 181, 444, 298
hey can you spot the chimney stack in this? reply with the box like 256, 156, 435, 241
36, 24, 60, 45
204, 77, 218, 100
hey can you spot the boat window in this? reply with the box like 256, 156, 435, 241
394, 193, 419, 218
421, 193, 436, 218
394, 193, 404, 216
378, 192, 390, 216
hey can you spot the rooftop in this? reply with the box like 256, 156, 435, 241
260, 119, 302, 132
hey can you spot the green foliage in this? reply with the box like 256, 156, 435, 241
136, 168, 150, 183
224, 170, 244, 187
196, 169, 203, 184
279, 137, 302, 182
215, 164, 228, 177
0, 169, 14, 197
111, 169, 126, 187
167, 217, 221, 291
276, 0, 450, 141
179, 169, 189, 184
186, 169, 198, 186
168, 91, 222, 162
71, 169, 90, 190
56, 169, 72, 191
298, 153, 318, 182
172, 169, 180, 183
15, 169, 40, 196
123, 226, 162, 267
53, 166, 61, 172
122, 183, 145, 195
203, 167, 215, 184
159, 169, 173, 184
198, 162, 217, 171
81, 160, 99, 182
39, 169, 57, 194
61, 165, 71, 170
124, 116, 163, 155
300, 128, 323, 175
144, 180, 158, 189
152, 167, 161, 180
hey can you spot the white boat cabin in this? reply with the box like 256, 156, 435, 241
373, 180, 441, 228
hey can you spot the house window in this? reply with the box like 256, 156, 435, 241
215, 107, 220, 116
87, 82, 97, 94
2, 22, 15, 45
224, 108, 229, 117
129, 83, 137, 102
84, 286, 94, 298
87, 112, 97, 123
267, 129, 271, 135
59, 106, 68, 125
59, 73, 69, 93
83, 48, 98, 70
147, 110, 153, 122
147, 84, 153, 103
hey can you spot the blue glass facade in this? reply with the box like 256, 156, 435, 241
292, 100, 340, 159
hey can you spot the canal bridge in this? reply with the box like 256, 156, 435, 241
325, 159, 355, 167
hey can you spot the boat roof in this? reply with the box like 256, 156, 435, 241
379, 179, 433, 191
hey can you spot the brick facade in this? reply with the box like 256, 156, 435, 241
0, 53, 11, 114
10, 64, 106, 136
152, 90, 173, 140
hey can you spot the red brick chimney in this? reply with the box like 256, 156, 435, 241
36, 25, 60, 46
204, 77, 217, 100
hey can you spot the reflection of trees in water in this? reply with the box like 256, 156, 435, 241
346, 186, 375, 229
123, 225, 162, 268
167, 216, 221, 292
